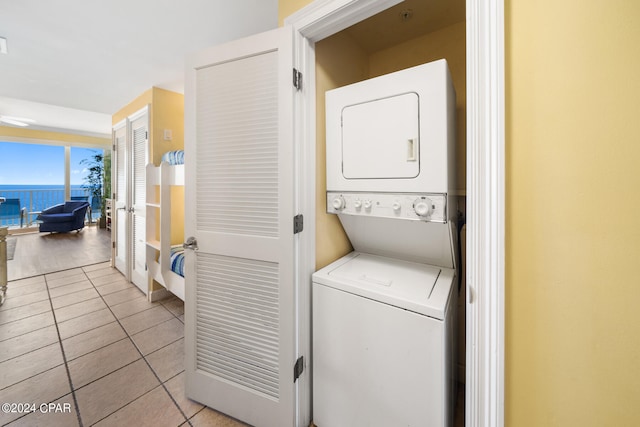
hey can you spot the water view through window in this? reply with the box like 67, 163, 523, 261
0, 141, 104, 227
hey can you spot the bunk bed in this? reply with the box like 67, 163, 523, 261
146, 150, 185, 301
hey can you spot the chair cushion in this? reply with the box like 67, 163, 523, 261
63, 201, 88, 213
38, 213, 75, 223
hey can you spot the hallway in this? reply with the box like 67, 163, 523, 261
0, 262, 244, 426
6, 226, 111, 281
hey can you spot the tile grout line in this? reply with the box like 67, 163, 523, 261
0, 280, 49, 302
1, 265, 196, 426
50, 278, 168, 340
7, 260, 110, 287
51, 290, 161, 340
0, 343, 64, 398
0, 315, 54, 346
0, 334, 59, 366
0, 294, 50, 314
64, 335, 130, 366
47, 292, 174, 360
0, 303, 51, 325
84, 267, 192, 426
42, 272, 85, 427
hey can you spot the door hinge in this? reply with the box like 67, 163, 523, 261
293, 356, 304, 382
112, 241, 116, 249
112, 143, 116, 151
293, 214, 303, 234
293, 68, 302, 91
145, 131, 149, 140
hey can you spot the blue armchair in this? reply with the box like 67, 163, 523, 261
37, 201, 90, 233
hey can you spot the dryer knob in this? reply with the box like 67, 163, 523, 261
332, 196, 346, 211
413, 198, 432, 218
363, 200, 372, 210
392, 201, 401, 212
354, 200, 362, 210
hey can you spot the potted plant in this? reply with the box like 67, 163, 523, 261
102, 151, 111, 227
81, 151, 110, 228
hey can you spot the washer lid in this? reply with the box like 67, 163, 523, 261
313, 252, 454, 319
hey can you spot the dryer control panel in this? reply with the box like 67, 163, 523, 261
327, 192, 447, 223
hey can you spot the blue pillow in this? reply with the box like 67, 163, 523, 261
161, 150, 184, 165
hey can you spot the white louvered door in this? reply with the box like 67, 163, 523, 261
129, 113, 148, 291
112, 108, 148, 293
184, 27, 299, 427
113, 122, 128, 275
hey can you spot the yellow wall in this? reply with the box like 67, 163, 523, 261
112, 88, 152, 125
112, 87, 184, 166
314, 32, 367, 268
278, 0, 311, 26
506, 0, 640, 425
149, 88, 185, 167
284, 0, 640, 424
111, 88, 154, 125
149, 88, 185, 245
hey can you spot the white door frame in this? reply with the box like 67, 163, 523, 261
286, 1, 506, 426
464, 1, 505, 425
112, 119, 129, 277
111, 106, 150, 294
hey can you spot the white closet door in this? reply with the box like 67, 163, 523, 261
184, 27, 297, 427
130, 113, 148, 292
112, 108, 148, 293
113, 123, 128, 275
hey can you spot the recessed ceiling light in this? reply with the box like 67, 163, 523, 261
0, 116, 36, 127
0, 37, 7, 54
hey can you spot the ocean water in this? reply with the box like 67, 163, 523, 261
0, 185, 97, 226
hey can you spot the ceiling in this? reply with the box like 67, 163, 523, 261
0, 0, 278, 138
345, 0, 465, 53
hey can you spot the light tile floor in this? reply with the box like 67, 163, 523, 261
0, 262, 246, 427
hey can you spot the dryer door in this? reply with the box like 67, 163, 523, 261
342, 92, 419, 179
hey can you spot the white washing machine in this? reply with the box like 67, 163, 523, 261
313, 59, 458, 427
313, 252, 456, 427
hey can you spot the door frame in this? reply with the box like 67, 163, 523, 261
111, 119, 127, 275
285, 0, 506, 426
111, 105, 150, 293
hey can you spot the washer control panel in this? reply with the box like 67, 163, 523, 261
327, 192, 447, 223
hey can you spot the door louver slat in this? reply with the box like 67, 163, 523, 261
196, 253, 280, 400
196, 50, 279, 238
115, 131, 126, 260
133, 126, 146, 206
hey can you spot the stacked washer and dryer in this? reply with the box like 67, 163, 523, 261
312, 59, 459, 427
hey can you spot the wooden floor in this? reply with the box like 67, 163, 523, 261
7, 225, 111, 281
